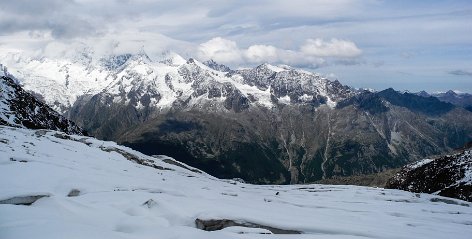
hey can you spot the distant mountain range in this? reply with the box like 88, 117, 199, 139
414, 90, 472, 112
2, 50, 472, 184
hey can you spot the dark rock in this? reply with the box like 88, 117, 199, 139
67, 189, 81, 197
195, 218, 301, 234
142, 199, 158, 208
0, 195, 49, 205
203, 59, 231, 72
100, 146, 174, 171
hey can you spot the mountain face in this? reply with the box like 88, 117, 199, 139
386, 143, 472, 202
2, 126, 471, 239
4, 51, 472, 184
0, 65, 85, 135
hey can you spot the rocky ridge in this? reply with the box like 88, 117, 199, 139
386, 143, 472, 202
0, 65, 85, 135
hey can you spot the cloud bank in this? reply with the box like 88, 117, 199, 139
197, 37, 361, 67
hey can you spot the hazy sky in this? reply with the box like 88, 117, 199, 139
0, 0, 471, 92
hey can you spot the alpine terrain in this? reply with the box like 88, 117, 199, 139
2, 50, 472, 184
2, 0, 471, 238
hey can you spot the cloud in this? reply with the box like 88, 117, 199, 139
244, 45, 279, 63
0, 30, 195, 63
325, 73, 338, 79
197, 37, 242, 63
372, 60, 385, 67
1, 0, 71, 15
197, 37, 360, 67
400, 52, 415, 59
448, 70, 472, 77
300, 38, 362, 57
334, 58, 366, 66
0, 0, 97, 39
49, 18, 101, 39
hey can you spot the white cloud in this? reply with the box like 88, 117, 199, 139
197, 37, 242, 63
197, 37, 359, 67
244, 45, 278, 63
0, 30, 196, 62
301, 38, 362, 57
326, 73, 338, 79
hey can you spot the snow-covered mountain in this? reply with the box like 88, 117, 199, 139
1, 50, 352, 114
1, 125, 472, 239
1, 51, 115, 113
387, 144, 472, 202
0, 65, 84, 135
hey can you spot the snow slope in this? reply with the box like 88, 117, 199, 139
1, 126, 471, 239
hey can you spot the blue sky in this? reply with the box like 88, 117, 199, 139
0, 0, 471, 92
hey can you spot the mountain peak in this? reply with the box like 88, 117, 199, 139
100, 54, 132, 71
186, 58, 196, 64
445, 90, 458, 96
130, 48, 152, 63
416, 90, 430, 97
0, 64, 7, 77
257, 63, 287, 72
157, 51, 186, 66
203, 59, 231, 72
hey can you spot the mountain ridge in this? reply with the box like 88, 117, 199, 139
2, 50, 358, 114
2, 51, 472, 184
